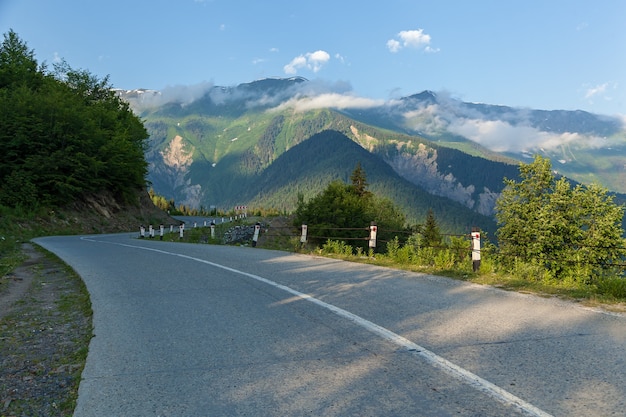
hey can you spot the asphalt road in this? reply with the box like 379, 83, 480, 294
33, 233, 626, 417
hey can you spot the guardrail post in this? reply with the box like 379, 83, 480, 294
369, 222, 377, 249
252, 222, 261, 247
471, 227, 481, 272
300, 224, 308, 246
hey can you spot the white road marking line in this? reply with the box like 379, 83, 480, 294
82, 237, 553, 417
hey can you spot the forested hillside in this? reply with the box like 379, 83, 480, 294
242, 130, 496, 233
0, 30, 148, 209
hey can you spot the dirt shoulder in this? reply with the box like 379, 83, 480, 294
0, 243, 92, 416
0, 190, 178, 416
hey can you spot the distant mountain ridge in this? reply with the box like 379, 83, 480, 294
342, 88, 625, 191
117, 77, 626, 233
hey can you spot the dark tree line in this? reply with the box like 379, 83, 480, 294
0, 30, 148, 209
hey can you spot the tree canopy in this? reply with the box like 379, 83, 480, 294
294, 163, 406, 251
0, 30, 148, 209
495, 155, 625, 281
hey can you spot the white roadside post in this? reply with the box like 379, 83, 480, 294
179, 224, 184, 239
300, 224, 308, 246
210, 222, 216, 239
149, 225, 154, 239
471, 228, 481, 272
369, 222, 377, 251
159, 225, 164, 240
252, 222, 261, 247
139, 225, 145, 239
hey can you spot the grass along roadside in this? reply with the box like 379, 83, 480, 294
0, 244, 92, 416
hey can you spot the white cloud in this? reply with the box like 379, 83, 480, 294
386, 39, 401, 53
272, 93, 384, 113
403, 102, 608, 153
403, 105, 448, 135
446, 118, 604, 153
585, 83, 608, 99
284, 55, 307, 74
387, 29, 434, 53
161, 82, 214, 105
127, 82, 214, 110
308, 50, 330, 72
283, 50, 331, 74
399, 29, 431, 48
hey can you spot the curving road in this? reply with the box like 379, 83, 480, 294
33, 233, 626, 416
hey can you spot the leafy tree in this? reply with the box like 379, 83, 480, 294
0, 29, 41, 88
294, 164, 406, 251
495, 155, 625, 281
0, 30, 149, 208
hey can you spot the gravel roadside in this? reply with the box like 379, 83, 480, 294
0, 243, 92, 416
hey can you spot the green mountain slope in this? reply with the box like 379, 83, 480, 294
125, 77, 624, 235
242, 129, 497, 233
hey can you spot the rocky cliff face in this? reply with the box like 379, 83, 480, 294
150, 135, 203, 208
384, 143, 499, 216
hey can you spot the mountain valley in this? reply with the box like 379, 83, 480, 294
118, 78, 626, 233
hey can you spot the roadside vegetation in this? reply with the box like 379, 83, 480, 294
295, 157, 626, 307
0, 30, 169, 416
0, 30, 148, 211
159, 157, 626, 308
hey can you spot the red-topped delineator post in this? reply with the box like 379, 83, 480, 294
471, 227, 481, 272
252, 222, 261, 247
369, 222, 377, 249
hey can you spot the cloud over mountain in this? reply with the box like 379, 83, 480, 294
272, 93, 384, 113
284, 50, 331, 75
119, 77, 623, 157
389, 90, 624, 154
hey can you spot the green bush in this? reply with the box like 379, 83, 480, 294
321, 239, 353, 256
434, 248, 456, 270
596, 277, 626, 298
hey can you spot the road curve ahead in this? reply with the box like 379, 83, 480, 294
33, 233, 626, 416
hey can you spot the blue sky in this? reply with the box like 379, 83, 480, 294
1, 0, 625, 116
